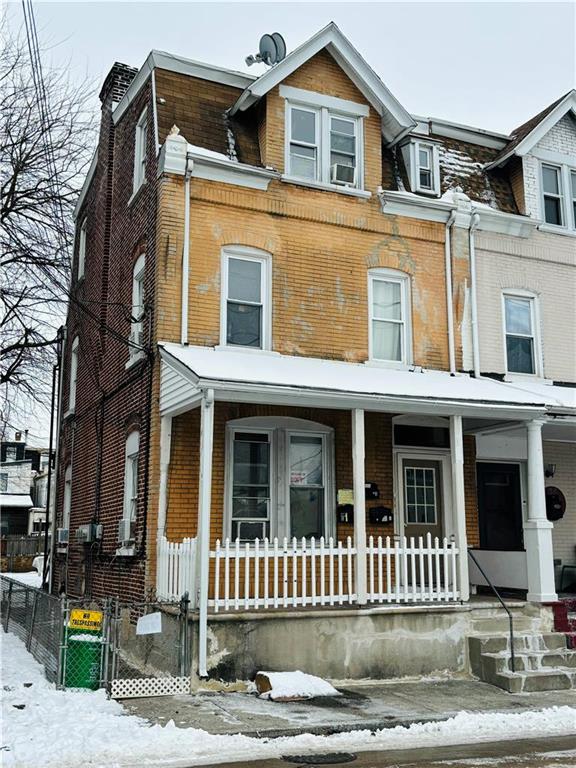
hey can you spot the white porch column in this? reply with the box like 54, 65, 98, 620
197, 390, 214, 677
157, 415, 173, 537
449, 415, 469, 601
352, 409, 367, 605
524, 419, 557, 603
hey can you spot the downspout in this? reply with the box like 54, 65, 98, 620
444, 210, 457, 375
181, 152, 193, 345
469, 212, 481, 378
48, 326, 66, 594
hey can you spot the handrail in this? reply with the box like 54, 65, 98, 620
468, 548, 516, 673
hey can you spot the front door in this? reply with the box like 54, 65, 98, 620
402, 458, 444, 541
477, 462, 523, 551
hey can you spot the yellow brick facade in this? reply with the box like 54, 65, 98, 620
145, 49, 477, 591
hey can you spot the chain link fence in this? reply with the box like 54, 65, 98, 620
1, 575, 192, 697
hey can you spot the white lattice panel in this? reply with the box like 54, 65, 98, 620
110, 676, 190, 699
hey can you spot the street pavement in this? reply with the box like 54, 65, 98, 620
198, 735, 576, 767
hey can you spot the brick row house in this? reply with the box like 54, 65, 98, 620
54, 24, 576, 680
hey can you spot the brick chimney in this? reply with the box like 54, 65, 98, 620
99, 62, 138, 108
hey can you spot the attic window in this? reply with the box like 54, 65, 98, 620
402, 140, 440, 196
281, 87, 367, 191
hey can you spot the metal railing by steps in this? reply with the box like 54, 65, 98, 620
468, 548, 516, 673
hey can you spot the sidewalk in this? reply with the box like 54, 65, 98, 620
121, 677, 576, 738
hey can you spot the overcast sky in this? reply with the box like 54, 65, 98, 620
8, 1, 576, 134
5, 1, 575, 443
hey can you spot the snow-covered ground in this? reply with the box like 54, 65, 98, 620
2, 571, 42, 588
2, 630, 576, 768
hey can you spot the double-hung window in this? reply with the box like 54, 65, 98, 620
130, 254, 145, 353
123, 431, 140, 523
369, 270, 411, 364
417, 145, 433, 191
283, 89, 365, 190
230, 431, 271, 541
503, 293, 539, 375
77, 218, 87, 280
68, 337, 79, 413
571, 170, 576, 227
133, 109, 148, 193
289, 107, 319, 180
221, 247, 270, 349
542, 164, 564, 226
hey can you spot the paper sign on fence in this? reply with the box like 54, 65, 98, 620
136, 612, 162, 635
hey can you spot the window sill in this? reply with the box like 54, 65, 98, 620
280, 175, 371, 199
413, 187, 440, 198
128, 179, 147, 208
125, 351, 146, 370
538, 224, 576, 238
504, 373, 551, 384
115, 545, 136, 557
63, 408, 75, 420
214, 345, 279, 356
363, 359, 412, 371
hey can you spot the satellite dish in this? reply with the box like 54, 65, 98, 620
271, 33, 286, 63
245, 33, 287, 67
259, 34, 277, 66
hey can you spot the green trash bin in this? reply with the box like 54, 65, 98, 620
64, 632, 103, 690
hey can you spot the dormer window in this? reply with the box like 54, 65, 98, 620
281, 86, 367, 192
539, 161, 576, 231
402, 139, 440, 196
542, 164, 564, 226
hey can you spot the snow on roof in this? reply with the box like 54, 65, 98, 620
503, 381, 576, 413
1, 494, 33, 509
159, 343, 553, 411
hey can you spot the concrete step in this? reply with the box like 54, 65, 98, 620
495, 669, 576, 693
468, 631, 576, 693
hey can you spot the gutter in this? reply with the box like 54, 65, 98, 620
444, 211, 457, 375
469, 212, 481, 378
181, 152, 194, 345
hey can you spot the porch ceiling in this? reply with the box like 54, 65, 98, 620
158, 343, 554, 420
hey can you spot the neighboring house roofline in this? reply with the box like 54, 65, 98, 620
112, 50, 255, 126
486, 89, 576, 169
411, 115, 511, 149
229, 21, 417, 146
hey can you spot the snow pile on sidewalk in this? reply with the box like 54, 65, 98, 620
2, 630, 576, 768
256, 670, 341, 700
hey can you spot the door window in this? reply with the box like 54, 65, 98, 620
231, 432, 271, 540
289, 435, 325, 539
404, 466, 437, 524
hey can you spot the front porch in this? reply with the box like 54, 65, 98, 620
156, 343, 558, 675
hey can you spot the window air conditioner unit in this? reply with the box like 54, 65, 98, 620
57, 528, 69, 545
129, 328, 143, 347
118, 518, 135, 544
331, 163, 356, 186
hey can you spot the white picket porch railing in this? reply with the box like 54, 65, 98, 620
367, 534, 460, 603
210, 536, 356, 612
156, 534, 197, 605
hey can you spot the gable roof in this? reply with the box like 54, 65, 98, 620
230, 22, 416, 146
487, 90, 576, 168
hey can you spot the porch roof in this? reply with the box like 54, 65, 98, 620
158, 343, 553, 420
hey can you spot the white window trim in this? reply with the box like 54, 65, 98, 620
122, 430, 140, 522
77, 218, 87, 280
501, 290, 543, 379
283, 99, 365, 192
367, 268, 413, 367
219, 246, 272, 351
224, 417, 335, 543
62, 464, 72, 530
132, 108, 148, 194
66, 336, 79, 415
408, 140, 441, 197
127, 254, 146, 366
539, 160, 576, 233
